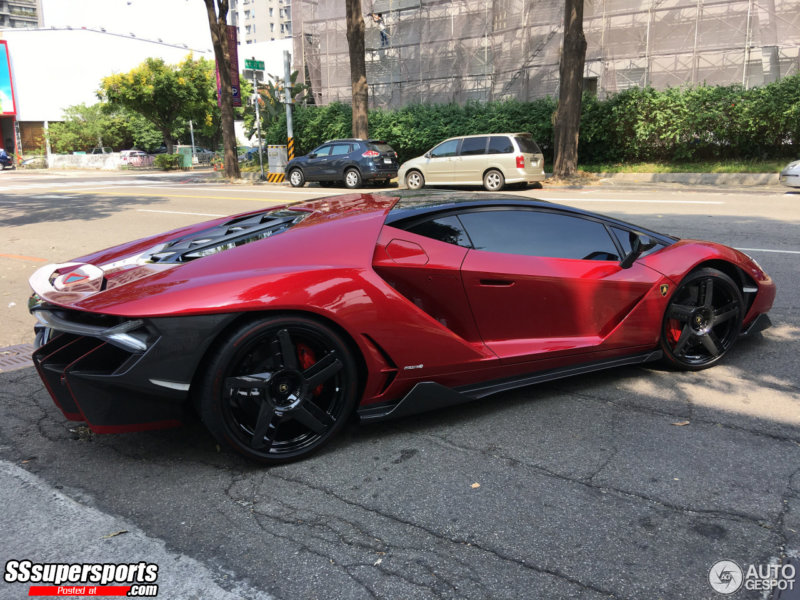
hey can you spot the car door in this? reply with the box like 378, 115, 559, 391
425, 139, 461, 184
304, 144, 332, 178
327, 142, 354, 180
452, 136, 488, 184
457, 208, 664, 363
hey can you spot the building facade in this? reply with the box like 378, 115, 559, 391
292, 0, 800, 109
231, 0, 292, 45
0, 0, 40, 30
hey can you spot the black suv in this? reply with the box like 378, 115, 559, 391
286, 139, 398, 188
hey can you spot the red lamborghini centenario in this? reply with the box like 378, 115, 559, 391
28, 191, 775, 462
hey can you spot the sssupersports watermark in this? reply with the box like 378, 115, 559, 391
709, 559, 796, 595
4, 560, 159, 597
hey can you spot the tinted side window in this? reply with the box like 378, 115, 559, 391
406, 215, 472, 248
460, 137, 488, 156
488, 136, 514, 154
430, 139, 460, 158
330, 144, 352, 156
514, 136, 542, 154
611, 227, 635, 256
313, 145, 332, 157
459, 210, 619, 260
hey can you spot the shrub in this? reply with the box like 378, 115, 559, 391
154, 154, 182, 170
264, 73, 800, 166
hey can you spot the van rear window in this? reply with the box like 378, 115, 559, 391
514, 136, 541, 154
488, 136, 514, 154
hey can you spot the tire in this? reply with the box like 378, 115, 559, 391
405, 170, 424, 190
344, 168, 362, 189
483, 169, 505, 191
197, 315, 359, 463
289, 168, 305, 188
660, 267, 744, 370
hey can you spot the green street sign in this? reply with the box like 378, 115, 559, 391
244, 59, 265, 71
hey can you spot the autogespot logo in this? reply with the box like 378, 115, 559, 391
709, 560, 744, 594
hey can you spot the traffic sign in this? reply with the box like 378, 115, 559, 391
244, 59, 265, 71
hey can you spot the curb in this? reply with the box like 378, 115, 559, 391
593, 172, 780, 186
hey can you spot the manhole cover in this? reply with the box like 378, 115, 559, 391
0, 344, 35, 373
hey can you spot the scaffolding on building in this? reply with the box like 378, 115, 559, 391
293, 0, 800, 109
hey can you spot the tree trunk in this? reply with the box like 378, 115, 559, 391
204, 0, 241, 179
345, 0, 368, 139
553, 0, 587, 178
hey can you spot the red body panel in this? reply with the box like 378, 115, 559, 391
29, 193, 776, 425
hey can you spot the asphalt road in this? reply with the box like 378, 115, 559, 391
0, 169, 798, 599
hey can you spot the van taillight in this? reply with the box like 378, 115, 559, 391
516, 155, 525, 168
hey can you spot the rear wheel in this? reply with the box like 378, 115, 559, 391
405, 170, 424, 190
660, 268, 744, 370
289, 168, 305, 188
483, 169, 505, 191
344, 168, 362, 189
197, 316, 359, 463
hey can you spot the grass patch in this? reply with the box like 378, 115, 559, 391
580, 160, 787, 174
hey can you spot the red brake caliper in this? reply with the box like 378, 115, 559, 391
667, 319, 682, 345
297, 343, 323, 396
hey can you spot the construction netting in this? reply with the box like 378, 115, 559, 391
292, 0, 800, 108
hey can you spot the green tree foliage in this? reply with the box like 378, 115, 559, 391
99, 55, 216, 153
244, 71, 310, 143
47, 103, 163, 154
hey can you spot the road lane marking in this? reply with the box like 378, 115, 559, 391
0, 253, 48, 262
737, 247, 800, 255
542, 197, 725, 205
137, 209, 227, 217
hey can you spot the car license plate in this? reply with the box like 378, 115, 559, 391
383, 158, 392, 164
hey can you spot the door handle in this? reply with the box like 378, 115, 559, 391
479, 279, 515, 287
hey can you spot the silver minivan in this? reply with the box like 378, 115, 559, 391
398, 133, 546, 191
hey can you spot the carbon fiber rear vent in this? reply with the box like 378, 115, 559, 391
148, 209, 308, 263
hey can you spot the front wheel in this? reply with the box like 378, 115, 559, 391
405, 170, 424, 190
289, 168, 305, 188
483, 169, 505, 191
344, 168, 362, 189
660, 268, 744, 370
197, 316, 359, 463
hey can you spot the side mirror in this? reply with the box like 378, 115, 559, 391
424, 152, 431, 159
308, 152, 317, 159
619, 234, 657, 269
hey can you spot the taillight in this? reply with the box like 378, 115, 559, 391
516, 155, 525, 168
362, 150, 380, 158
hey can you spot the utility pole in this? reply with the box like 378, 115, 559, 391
244, 57, 266, 181
253, 69, 266, 181
284, 50, 295, 162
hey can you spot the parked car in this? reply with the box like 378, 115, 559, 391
398, 133, 546, 191
779, 160, 800, 188
28, 190, 775, 464
286, 139, 398, 188
119, 149, 154, 167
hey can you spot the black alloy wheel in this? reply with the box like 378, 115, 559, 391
660, 268, 744, 370
198, 316, 358, 463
